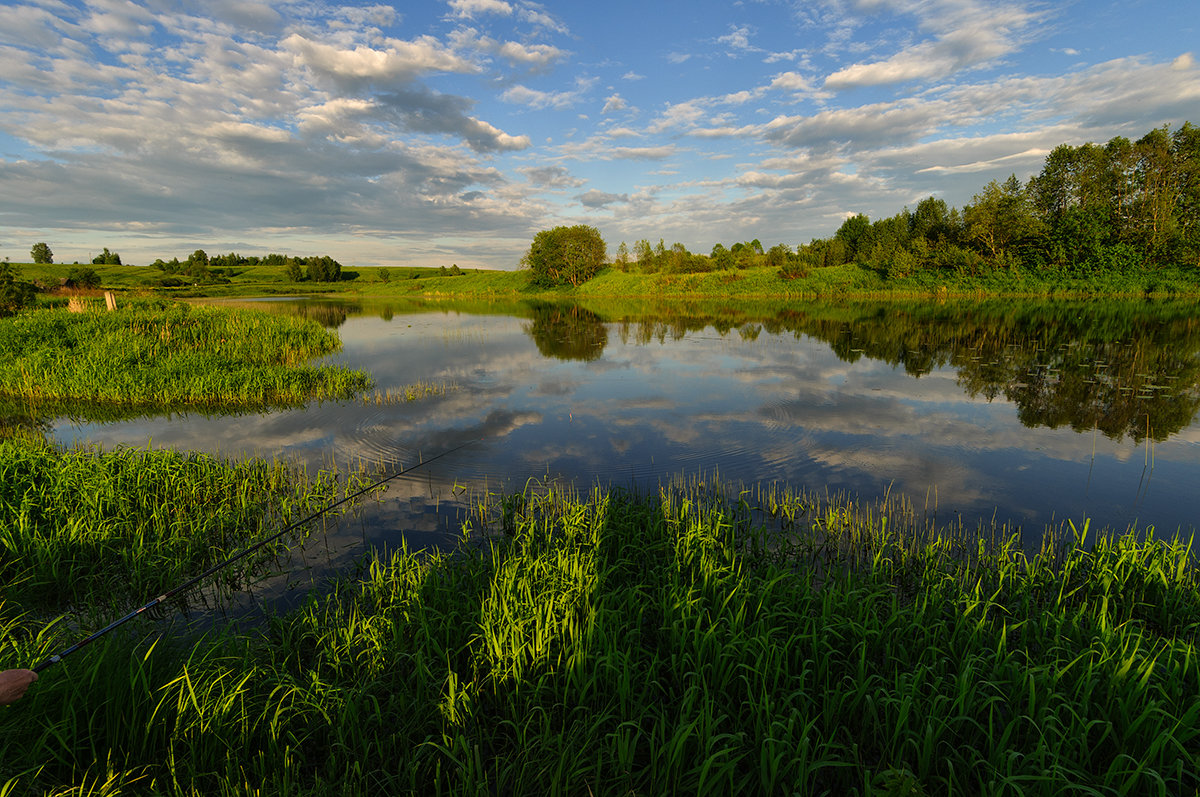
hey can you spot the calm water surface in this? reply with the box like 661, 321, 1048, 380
51, 297, 1200, 612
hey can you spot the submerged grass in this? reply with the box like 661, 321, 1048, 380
3, 476, 1197, 794
361, 380, 457, 406
0, 301, 370, 410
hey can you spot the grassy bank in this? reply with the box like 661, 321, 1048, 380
15, 259, 1200, 303
2, 475, 1196, 794
0, 301, 370, 413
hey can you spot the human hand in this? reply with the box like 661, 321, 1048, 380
0, 669, 38, 705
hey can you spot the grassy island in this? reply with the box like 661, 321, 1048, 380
0, 300, 370, 417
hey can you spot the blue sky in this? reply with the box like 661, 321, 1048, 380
0, 0, 1196, 269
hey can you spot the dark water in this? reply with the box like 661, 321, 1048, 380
49, 297, 1200, 615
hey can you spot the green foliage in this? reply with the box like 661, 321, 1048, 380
66, 266, 101, 289
283, 260, 304, 282
0, 302, 370, 409
0, 436, 339, 612
306, 255, 341, 283
91, 248, 122, 266
2, 479, 1197, 794
779, 121, 1200, 282
522, 225, 608, 287
30, 242, 52, 264
0, 263, 37, 317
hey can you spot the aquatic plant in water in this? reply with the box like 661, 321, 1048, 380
1, 476, 1196, 794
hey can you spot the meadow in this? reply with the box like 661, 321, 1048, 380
1, 478, 1197, 794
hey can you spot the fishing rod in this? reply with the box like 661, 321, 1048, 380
32, 437, 480, 674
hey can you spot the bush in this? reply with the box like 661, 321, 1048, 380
0, 263, 37, 316
66, 267, 101, 289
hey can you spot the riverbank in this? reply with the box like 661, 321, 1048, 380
13, 259, 1200, 303
2, 461, 1196, 794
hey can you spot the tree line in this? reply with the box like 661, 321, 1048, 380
786, 121, 1199, 280
523, 121, 1198, 286
152, 250, 343, 283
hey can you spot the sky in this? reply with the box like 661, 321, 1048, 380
0, 0, 1197, 270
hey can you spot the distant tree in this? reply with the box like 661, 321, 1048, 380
910, 197, 954, 244
963, 175, 1043, 265
521, 225, 607, 287
378, 267, 391, 283
614, 241, 630, 271
667, 242, 689, 273
633, 239, 654, 271
284, 260, 304, 281
764, 243, 792, 270
92, 247, 122, 265
709, 243, 733, 270
834, 215, 872, 263
306, 255, 342, 282
30, 242, 53, 264
188, 249, 209, 267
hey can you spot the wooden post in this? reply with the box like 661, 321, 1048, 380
104, 291, 117, 311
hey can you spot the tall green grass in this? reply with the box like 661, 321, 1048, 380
0, 435, 347, 616
3, 478, 1196, 794
0, 301, 370, 410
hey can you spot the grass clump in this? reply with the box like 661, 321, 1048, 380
0, 301, 370, 410
3, 479, 1197, 794
0, 435, 344, 616
361, 380, 457, 405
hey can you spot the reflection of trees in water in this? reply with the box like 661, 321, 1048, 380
523, 303, 609, 362
777, 302, 1200, 443
570, 299, 1200, 443
295, 303, 350, 329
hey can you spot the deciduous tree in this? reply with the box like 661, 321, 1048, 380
521, 225, 607, 287
30, 242, 53, 264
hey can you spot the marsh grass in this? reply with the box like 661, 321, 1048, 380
0, 301, 370, 409
361, 380, 457, 405
0, 435, 354, 619
3, 475, 1197, 794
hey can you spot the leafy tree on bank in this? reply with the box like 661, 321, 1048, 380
522, 225, 607, 287
306, 255, 341, 282
30, 243, 52, 264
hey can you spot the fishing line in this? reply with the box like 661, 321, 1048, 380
32, 437, 480, 674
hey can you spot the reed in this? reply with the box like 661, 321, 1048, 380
0, 434, 345, 617
2, 477, 1196, 794
361, 380, 457, 406
0, 301, 370, 409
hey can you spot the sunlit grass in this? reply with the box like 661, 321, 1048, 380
0, 301, 370, 409
0, 434, 351, 616
2, 476, 1196, 794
